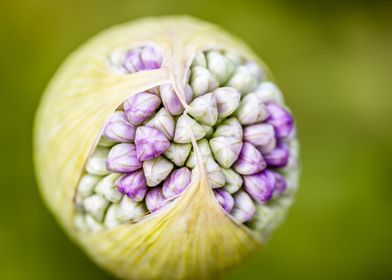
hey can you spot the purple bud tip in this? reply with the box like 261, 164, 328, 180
233, 142, 267, 175
124, 92, 161, 125
106, 143, 142, 173
103, 111, 136, 142
123, 46, 162, 73
135, 126, 170, 161
123, 49, 144, 73
145, 187, 169, 212
116, 170, 147, 202
162, 167, 192, 199
243, 170, 276, 204
266, 103, 294, 139
243, 123, 275, 150
264, 143, 289, 168
214, 188, 235, 212
272, 172, 287, 197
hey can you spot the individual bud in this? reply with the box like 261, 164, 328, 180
236, 93, 269, 125
190, 66, 219, 97
205, 157, 226, 189
213, 87, 241, 118
123, 49, 144, 73
106, 143, 142, 173
230, 191, 256, 223
265, 103, 294, 139
86, 147, 110, 176
272, 172, 287, 197
201, 124, 214, 139
213, 188, 235, 212
163, 142, 192, 167
116, 170, 147, 202
78, 174, 101, 198
124, 92, 161, 125
74, 214, 87, 231
97, 137, 116, 148
206, 50, 235, 83
213, 117, 243, 139
224, 51, 242, 65
243, 123, 276, 154
162, 167, 192, 199
227, 64, 259, 94
186, 139, 212, 168
143, 156, 174, 187
183, 84, 194, 104
104, 204, 121, 229
187, 92, 218, 126
173, 114, 206, 143
209, 136, 243, 168
116, 196, 146, 222
233, 142, 267, 175
83, 194, 109, 222
85, 214, 104, 231
135, 126, 170, 161
145, 187, 169, 212
95, 173, 123, 203
264, 144, 289, 168
160, 84, 185, 116
244, 61, 264, 81
243, 170, 275, 204
102, 111, 136, 142
191, 52, 207, 68
253, 81, 284, 104
221, 168, 243, 194
140, 45, 162, 70
145, 108, 175, 140
108, 48, 127, 73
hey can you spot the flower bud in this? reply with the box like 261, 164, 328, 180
190, 66, 219, 97
253, 81, 284, 104
243, 123, 276, 153
162, 167, 192, 199
264, 144, 289, 168
116, 196, 146, 222
206, 50, 235, 84
213, 117, 243, 139
104, 204, 121, 229
230, 191, 256, 223
266, 103, 294, 139
140, 45, 162, 70
145, 108, 175, 140
213, 87, 241, 119
227, 64, 260, 94
95, 173, 122, 203
86, 147, 110, 175
83, 194, 110, 222
213, 188, 235, 212
135, 126, 170, 161
233, 142, 267, 175
163, 142, 192, 167
143, 156, 174, 187
272, 172, 287, 197
236, 93, 269, 125
85, 214, 104, 231
160, 84, 185, 116
107, 143, 142, 173
187, 92, 218, 126
103, 111, 135, 142
124, 92, 161, 125
205, 156, 226, 189
78, 174, 101, 198
221, 168, 243, 194
173, 114, 206, 143
243, 170, 275, 204
186, 139, 212, 168
123, 49, 144, 73
191, 52, 207, 68
201, 124, 214, 139
116, 170, 147, 202
209, 136, 243, 168
145, 187, 169, 212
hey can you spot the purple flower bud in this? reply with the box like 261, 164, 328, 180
145, 187, 169, 212
124, 92, 161, 125
264, 143, 289, 168
272, 172, 287, 197
266, 103, 294, 139
162, 167, 192, 199
123, 49, 144, 72
106, 143, 142, 173
160, 84, 185, 116
243, 123, 276, 153
145, 108, 175, 140
140, 46, 162, 70
231, 191, 256, 223
233, 142, 267, 175
243, 170, 276, 204
135, 126, 170, 161
213, 188, 234, 212
116, 170, 147, 202
102, 111, 136, 142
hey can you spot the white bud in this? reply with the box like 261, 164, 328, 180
186, 139, 212, 168
117, 196, 146, 222
85, 214, 104, 231
253, 81, 284, 104
143, 156, 174, 186
164, 142, 192, 167
213, 87, 241, 118
206, 50, 235, 83
190, 66, 219, 97
209, 136, 243, 168
95, 173, 122, 203
174, 114, 206, 143
85, 147, 110, 176
103, 204, 121, 229
187, 93, 218, 126
204, 157, 226, 189
213, 117, 243, 139
83, 194, 109, 222
222, 168, 243, 194
191, 52, 207, 68
145, 108, 175, 140
227, 65, 259, 94
108, 48, 127, 73
236, 93, 269, 125
78, 174, 101, 198
74, 214, 87, 231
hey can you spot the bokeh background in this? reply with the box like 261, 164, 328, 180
1, 0, 391, 279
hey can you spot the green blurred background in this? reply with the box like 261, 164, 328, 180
1, 0, 391, 279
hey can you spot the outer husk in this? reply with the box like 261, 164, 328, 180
34, 16, 274, 279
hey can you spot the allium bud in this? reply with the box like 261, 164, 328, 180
123, 49, 144, 73
116, 170, 147, 202
243, 123, 276, 154
204, 156, 226, 189
95, 173, 122, 203
135, 126, 170, 161
230, 191, 256, 223
104, 204, 122, 229
213, 117, 243, 139
116, 196, 146, 222
78, 174, 101, 198
160, 84, 186, 116
188, 92, 218, 126
124, 92, 161, 125
214, 188, 235, 212
264, 143, 289, 168
221, 168, 243, 194
213, 87, 241, 119
145, 108, 175, 140
227, 64, 260, 94
201, 124, 214, 139
162, 167, 192, 199
206, 50, 235, 83
85, 214, 104, 231
266, 103, 294, 139
243, 170, 276, 204
86, 147, 110, 176
173, 114, 206, 143
233, 142, 267, 175
83, 194, 110, 222
106, 143, 142, 173
163, 142, 192, 167
143, 156, 174, 187
209, 136, 243, 168
103, 111, 135, 142
191, 52, 207, 68
140, 45, 162, 70
236, 93, 269, 125
186, 139, 212, 168
190, 66, 219, 97
145, 187, 169, 212
254, 81, 284, 104
272, 172, 287, 197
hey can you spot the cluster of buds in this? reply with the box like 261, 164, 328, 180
75, 47, 296, 233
